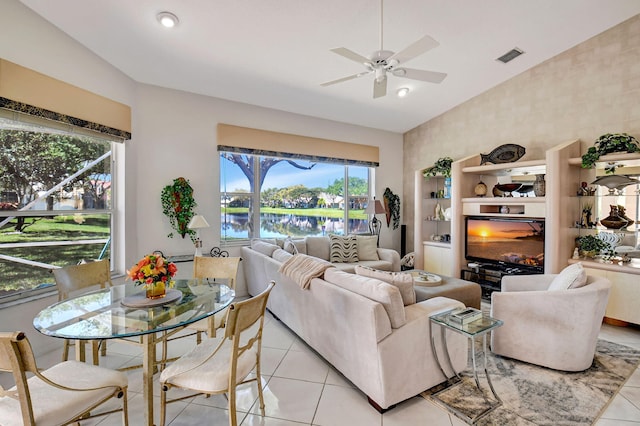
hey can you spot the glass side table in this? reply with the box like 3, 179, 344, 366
429, 309, 503, 424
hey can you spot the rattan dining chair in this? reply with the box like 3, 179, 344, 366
0, 331, 129, 425
52, 259, 112, 365
159, 281, 275, 426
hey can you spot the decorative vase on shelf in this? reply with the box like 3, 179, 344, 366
600, 205, 629, 230
474, 180, 488, 197
146, 281, 166, 300
617, 205, 635, 228
533, 174, 546, 197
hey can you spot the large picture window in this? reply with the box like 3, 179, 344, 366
220, 151, 372, 242
0, 119, 115, 302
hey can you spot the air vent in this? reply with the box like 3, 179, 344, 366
496, 48, 524, 64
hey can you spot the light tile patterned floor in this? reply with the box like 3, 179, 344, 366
5, 309, 640, 425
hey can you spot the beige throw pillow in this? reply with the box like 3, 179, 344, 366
354, 265, 416, 305
548, 262, 587, 291
356, 235, 379, 261
250, 239, 279, 257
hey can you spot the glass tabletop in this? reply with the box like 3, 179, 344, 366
33, 278, 235, 340
430, 309, 503, 337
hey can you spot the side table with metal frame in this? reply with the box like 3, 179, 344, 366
428, 309, 504, 424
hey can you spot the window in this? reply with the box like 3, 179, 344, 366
0, 119, 115, 303
220, 152, 372, 242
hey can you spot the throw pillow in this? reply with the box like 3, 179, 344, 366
548, 262, 587, 291
329, 234, 359, 263
284, 237, 307, 255
354, 265, 416, 305
355, 235, 379, 261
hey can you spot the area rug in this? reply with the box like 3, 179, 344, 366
421, 339, 640, 425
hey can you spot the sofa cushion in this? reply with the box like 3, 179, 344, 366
324, 268, 406, 328
355, 235, 379, 261
329, 234, 359, 263
306, 236, 331, 260
284, 237, 307, 255
250, 239, 280, 257
272, 248, 293, 263
548, 262, 587, 291
354, 266, 416, 306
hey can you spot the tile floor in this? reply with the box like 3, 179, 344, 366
6, 308, 640, 425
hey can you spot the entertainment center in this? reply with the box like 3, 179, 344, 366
416, 139, 640, 323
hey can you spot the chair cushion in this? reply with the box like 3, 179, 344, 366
0, 361, 127, 426
355, 235, 379, 261
329, 235, 358, 263
548, 262, 587, 291
354, 265, 416, 305
160, 338, 257, 392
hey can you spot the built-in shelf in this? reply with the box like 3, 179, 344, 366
568, 152, 640, 167
462, 159, 546, 175
461, 197, 545, 203
568, 257, 640, 275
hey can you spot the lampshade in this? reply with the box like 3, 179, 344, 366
187, 215, 210, 229
365, 199, 386, 215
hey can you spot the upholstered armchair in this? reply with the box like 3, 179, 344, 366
490, 273, 612, 371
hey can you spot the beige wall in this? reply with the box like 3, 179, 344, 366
404, 14, 640, 253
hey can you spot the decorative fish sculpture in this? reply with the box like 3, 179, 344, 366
480, 144, 526, 165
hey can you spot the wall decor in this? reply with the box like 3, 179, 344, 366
383, 187, 400, 229
161, 177, 198, 242
480, 144, 526, 165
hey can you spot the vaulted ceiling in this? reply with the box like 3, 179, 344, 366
20, 0, 640, 133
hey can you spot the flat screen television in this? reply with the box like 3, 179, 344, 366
465, 216, 545, 272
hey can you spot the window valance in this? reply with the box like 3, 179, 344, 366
217, 123, 379, 167
0, 59, 131, 141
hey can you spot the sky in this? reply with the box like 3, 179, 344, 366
220, 156, 369, 193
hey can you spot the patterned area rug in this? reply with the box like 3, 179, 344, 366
421, 339, 640, 425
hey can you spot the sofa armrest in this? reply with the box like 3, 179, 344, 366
377, 248, 401, 271
500, 274, 554, 292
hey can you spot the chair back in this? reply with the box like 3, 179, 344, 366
52, 259, 112, 301
0, 331, 42, 423
193, 256, 241, 290
225, 281, 275, 348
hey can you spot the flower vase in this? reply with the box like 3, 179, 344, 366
146, 281, 166, 299
533, 174, 546, 197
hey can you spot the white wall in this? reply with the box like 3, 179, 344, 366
0, 1, 403, 355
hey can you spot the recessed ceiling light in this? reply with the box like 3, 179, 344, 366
157, 12, 179, 28
397, 87, 410, 98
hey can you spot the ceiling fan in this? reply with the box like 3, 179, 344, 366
321, 0, 447, 99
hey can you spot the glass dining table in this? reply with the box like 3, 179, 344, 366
33, 278, 235, 426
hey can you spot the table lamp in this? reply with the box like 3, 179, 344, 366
365, 198, 386, 245
187, 215, 210, 257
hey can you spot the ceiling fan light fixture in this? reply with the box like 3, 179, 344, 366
157, 12, 179, 28
397, 87, 410, 98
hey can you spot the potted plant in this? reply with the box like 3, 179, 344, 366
161, 177, 198, 242
423, 157, 453, 180
576, 234, 610, 258
581, 133, 640, 173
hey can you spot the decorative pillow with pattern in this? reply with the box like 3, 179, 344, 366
329, 234, 359, 263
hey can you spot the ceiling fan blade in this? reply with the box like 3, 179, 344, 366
321, 71, 371, 87
388, 35, 439, 64
330, 47, 371, 64
394, 67, 447, 84
373, 76, 387, 98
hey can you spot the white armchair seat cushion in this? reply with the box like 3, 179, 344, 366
0, 361, 127, 426
160, 338, 257, 392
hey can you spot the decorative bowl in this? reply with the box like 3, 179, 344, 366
495, 183, 522, 192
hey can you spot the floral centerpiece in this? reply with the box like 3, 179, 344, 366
127, 253, 177, 299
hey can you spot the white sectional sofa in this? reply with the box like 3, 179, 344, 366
241, 238, 468, 411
